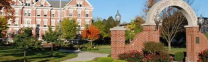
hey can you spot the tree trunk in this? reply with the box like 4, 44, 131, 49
168, 41, 172, 52
51, 43, 53, 56
24, 49, 26, 62
90, 40, 93, 47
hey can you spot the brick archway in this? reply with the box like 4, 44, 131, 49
110, 0, 208, 61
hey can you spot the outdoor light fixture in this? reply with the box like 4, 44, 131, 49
154, 12, 162, 30
115, 10, 121, 26
36, 24, 40, 39
198, 15, 204, 32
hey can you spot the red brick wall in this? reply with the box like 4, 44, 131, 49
111, 26, 208, 62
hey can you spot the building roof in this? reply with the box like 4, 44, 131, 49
47, 0, 70, 8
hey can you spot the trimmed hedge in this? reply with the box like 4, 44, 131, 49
174, 52, 184, 61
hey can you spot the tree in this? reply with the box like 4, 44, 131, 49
61, 19, 77, 39
0, 0, 15, 20
125, 16, 144, 43
13, 27, 41, 62
43, 26, 59, 56
143, 0, 194, 51
0, 16, 8, 38
93, 18, 105, 39
82, 25, 100, 46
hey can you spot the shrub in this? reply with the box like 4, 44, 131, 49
143, 41, 165, 53
113, 60, 127, 62
119, 50, 144, 62
199, 49, 208, 62
97, 57, 114, 62
174, 52, 184, 61
108, 54, 111, 57
143, 41, 173, 62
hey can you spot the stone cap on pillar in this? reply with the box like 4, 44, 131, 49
110, 26, 126, 31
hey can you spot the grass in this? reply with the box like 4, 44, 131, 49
82, 45, 186, 55
83, 45, 111, 54
0, 46, 77, 62
165, 47, 186, 54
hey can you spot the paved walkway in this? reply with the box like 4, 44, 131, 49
62, 52, 109, 62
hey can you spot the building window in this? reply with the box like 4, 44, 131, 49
37, 10, 41, 16
85, 10, 89, 17
51, 19, 55, 27
15, 18, 19, 26
15, 9, 19, 15
78, 10, 81, 17
8, 19, 12, 26
77, 19, 81, 27
44, 19, 47, 27
76, 1, 82, 7
69, 10, 73, 16
36, 19, 41, 25
52, 10, 55, 17
25, 3, 30, 6
44, 10, 48, 17
85, 19, 90, 25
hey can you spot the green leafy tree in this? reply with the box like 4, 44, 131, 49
43, 26, 59, 56
13, 27, 41, 62
0, 16, 8, 38
125, 16, 144, 43
93, 18, 105, 39
61, 19, 77, 39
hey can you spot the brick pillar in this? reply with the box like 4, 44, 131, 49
110, 26, 126, 59
143, 25, 160, 42
185, 27, 199, 62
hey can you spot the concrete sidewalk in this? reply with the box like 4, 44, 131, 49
62, 52, 109, 62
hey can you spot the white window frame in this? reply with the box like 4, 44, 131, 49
85, 10, 89, 17
52, 10, 55, 17
85, 19, 90, 25
43, 19, 48, 27
51, 19, 55, 27
69, 9, 73, 16
24, 9, 28, 16
36, 19, 41, 25
15, 18, 19, 26
8, 19, 12, 26
15, 9, 19, 15
37, 9, 41, 16
77, 19, 81, 27
28, 9, 31, 16
78, 10, 81, 17
44, 10, 48, 17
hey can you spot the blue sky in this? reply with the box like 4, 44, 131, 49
50, 0, 208, 23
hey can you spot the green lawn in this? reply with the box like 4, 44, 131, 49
165, 47, 186, 54
0, 46, 77, 62
84, 45, 111, 54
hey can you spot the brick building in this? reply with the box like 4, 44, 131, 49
0, 0, 93, 40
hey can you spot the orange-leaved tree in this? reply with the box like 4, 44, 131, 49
0, 0, 15, 20
82, 25, 100, 46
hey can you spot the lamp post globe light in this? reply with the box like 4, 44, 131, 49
154, 13, 162, 30
198, 15, 204, 32
115, 10, 121, 26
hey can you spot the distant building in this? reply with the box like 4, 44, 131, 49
0, 0, 93, 40
200, 17, 208, 33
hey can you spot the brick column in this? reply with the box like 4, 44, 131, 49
185, 27, 199, 62
143, 25, 160, 42
110, 26, 126, 59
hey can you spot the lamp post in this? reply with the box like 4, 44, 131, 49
198, 15, 204, 33
36, 24, 40, 39
154, 12, 162, 30
59, 0, 62, 32
115, 10, 121, 26
77, 25, 81, 51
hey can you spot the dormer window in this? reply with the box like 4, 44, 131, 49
76, 1, 83, 7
